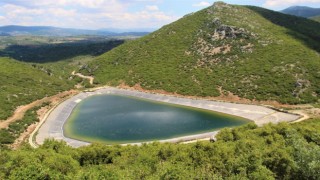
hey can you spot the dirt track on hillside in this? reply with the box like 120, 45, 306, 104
72, 71, 94, 85
2, 71, 93, 148
0, 90, 78, 129
6, 90, 78, 149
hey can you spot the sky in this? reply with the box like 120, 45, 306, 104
0, 0, 319, 30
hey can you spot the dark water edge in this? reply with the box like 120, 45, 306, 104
64, 94, 250, 144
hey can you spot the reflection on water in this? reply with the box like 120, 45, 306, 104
64, 95, 249, 144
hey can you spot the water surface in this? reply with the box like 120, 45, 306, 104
64, 95, 249, 144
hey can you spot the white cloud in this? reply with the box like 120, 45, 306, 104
264, 0, 320, 7
146, 5, 159, 11
131, 0, 159, 2
99, 10, 178, 28
192, 1, 211, 7
47, 8, 77, 17
0, 16, 6, 22
2, 4, 44, 16
17, 0, 106, 8
0, 0, 178, 29
76, 0, 106, 8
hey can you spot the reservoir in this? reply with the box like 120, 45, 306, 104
63, 94, 250, 144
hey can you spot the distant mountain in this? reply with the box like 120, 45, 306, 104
84, 2, 320, 104
281, 6, 320, 18
0, 32, 10, 36
99, 28, 157, 33
0, 25, 150, 37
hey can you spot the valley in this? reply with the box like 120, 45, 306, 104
0, 35, 126, 147
0, 1, 319, 179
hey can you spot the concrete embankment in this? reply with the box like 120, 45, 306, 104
35, 87, 300, 148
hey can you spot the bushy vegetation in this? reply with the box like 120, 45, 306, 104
0, 57, 75, 120
84, 2, 320, 104
0, 37, 124, 120
0, 40, 124, 63
0, 106, 40, 147
0, 3, 319, 179
0, 119, 319, 179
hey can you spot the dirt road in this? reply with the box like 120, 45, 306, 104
72, 71, 94, 85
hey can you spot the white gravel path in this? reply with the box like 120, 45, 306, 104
35, 87, 300, 147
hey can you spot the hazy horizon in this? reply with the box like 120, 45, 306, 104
0, 0, 319, 30
0, 25, 157, 32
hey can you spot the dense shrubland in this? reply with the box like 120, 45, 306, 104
84, 2, 320, 104
0, 3, 319, 179
0, 119, 319, 179
0, 106, 41, 146
0, 57, 75, 120
0, 37, 123, 120
0, 40, 124, 63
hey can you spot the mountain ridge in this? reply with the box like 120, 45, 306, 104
281, 6, 320, 18
82, 2, 320, 104
0, 25, 150, 37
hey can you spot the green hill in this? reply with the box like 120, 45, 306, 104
83, 2, 320, 104
0, 36, 125, 120
0, 3, 319, 179
0, 57, 75, 119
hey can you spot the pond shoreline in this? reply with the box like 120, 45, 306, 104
35, 87, 300, 148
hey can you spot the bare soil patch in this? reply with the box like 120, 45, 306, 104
2, 90, 78, 149
0, 90, 77, 129
72, 71, 94, 85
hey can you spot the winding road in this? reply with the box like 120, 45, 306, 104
72, 71, 94, 85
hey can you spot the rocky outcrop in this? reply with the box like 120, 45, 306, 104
191, 17, 256, 67
212, 1, 231, 10
214, 25, 247, 39
212, 18, 253, 40
293, 79, 311, 97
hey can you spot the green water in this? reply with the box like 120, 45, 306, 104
64, 95, 250, 144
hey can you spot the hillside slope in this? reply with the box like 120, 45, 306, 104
0, 58, 75, 119
0, 36, 126, 120
84, 2, 320, 104
310, 15, 320, 22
